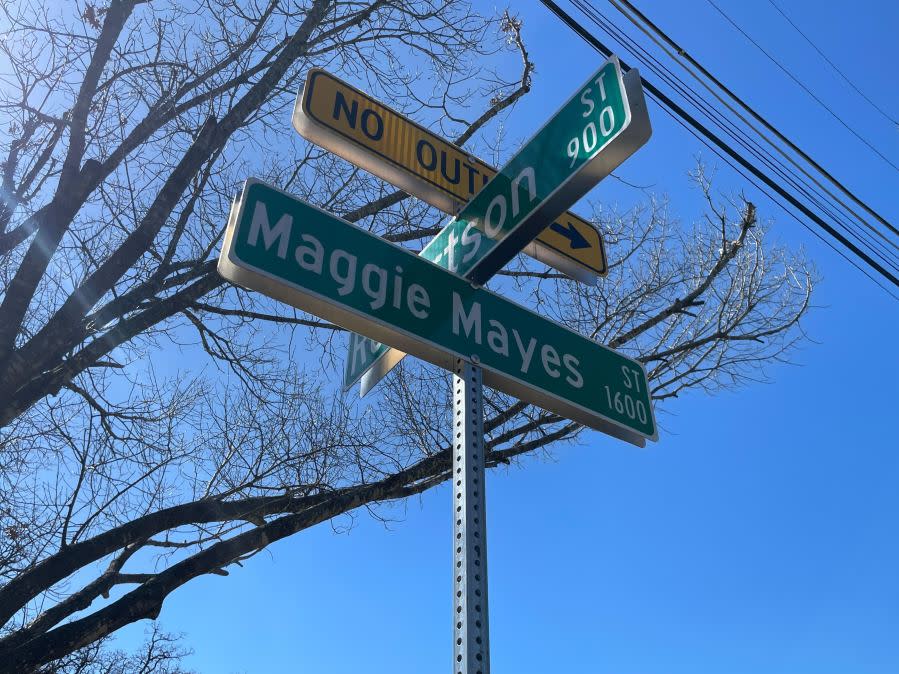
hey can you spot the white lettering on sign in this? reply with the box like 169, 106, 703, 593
361, 263, 387, 309
408, 284, 430, 319
351, 333, 370, 374
511, 330, 536, 374
541, 344, 561, 378
450, 291, 584, 387
295, 234, 324, 272
486, 320, 508, 356
348, 334, 384, 379
477, 166, 538, 240
460, 224, 481, 264
621, 364, 643, 392
241, 201, 590, 395
564, 354, 584, 388
604, 386, 648, 424
567, 71, 616, 168
330, 250, 357, 296
431, 222, 482, 270
245, 209, 432, 321
452, 292, 481, 344
248, 202, 292, 259
510, 167, 536, 217
484, 195, 506, 238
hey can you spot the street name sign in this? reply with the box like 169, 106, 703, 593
440, 56, 649, 286
217, 179, 657, 446
293, 68, 607, 283
343, 57, 652, 394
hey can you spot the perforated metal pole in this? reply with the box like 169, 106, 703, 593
452, 358, 490, 674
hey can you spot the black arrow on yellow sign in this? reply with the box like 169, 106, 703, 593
549, 221, 592, 249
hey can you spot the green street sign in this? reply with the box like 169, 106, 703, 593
218, 179, 657, 446
441, 55, 648, 285
347, 57, 652, 394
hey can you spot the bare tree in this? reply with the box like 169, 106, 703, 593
0, 1, 813, 671
35, 624, 193, 674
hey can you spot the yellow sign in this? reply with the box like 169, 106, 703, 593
293, 69, 607, 278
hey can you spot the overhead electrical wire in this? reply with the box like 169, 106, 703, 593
703, 0, 899, 173
663, 97, 899, 301
569, 0, 899, 278
606, 0, 899, 245
595, 0, 899, 281
541, 0, 899, 291
569, 1, 899, 295
538, 0, 899, 297
587, 0, 899, 274
764, 0, 898, 128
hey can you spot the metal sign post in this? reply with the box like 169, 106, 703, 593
453, 358, 490, 674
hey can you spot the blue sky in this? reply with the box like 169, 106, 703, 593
115, 1, 898, 671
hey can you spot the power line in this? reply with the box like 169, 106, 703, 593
548, 0, 899, 288
605, 0, 899, 244
538, 0, 899, 291
659, 94, 899, 301
574, 0, 899, 277
703, 0, 899, 173
765, 0, 898, 128
591, 0, 899, 271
